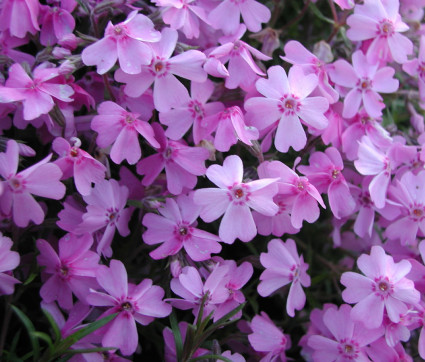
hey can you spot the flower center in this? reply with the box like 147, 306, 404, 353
8, 177, 24, 192
332, 169, 340, 179
125, 114, 135, 124
234, 188, 244, 198
179, 226, 188, 235
120, 301, 133, 312
114, 26, 123, 36
163, 147, 173, 159
373, 277, 393, 298
60, 265, 69, 277
358, 78, 372, 91
378, 19, 395, 37
70, 147, 79, 157
278, 95, 299, 115
189, 100, 205, 120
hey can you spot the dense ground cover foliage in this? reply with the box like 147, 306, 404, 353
1, 0, 425, 360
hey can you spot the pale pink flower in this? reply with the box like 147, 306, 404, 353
142, 194, 221, 261
248, 312, 289, 362
0, 0, 40, 38
245, 65, 329, 153
0, 63, 74, 120
75, 179, 132, 257
37, 233, 100, 310
341, 245, 420, 329
328, 50, 399, 119
258, 160, 325, 229
87, 259, 171, 356
297, 147, 356, 219
91, 101, 159, 165
346, 0, 413, 64
194, 155, 279, 244
0, 232, 20, 295
403, 36, 425, 103
307, 304, 384, 361
115, 27, 207, 112
81, 10, 161, 75
52, 137, 106, 196
208, 0, 271, 34
0, 140, 66, 227
258, 238, 310, 317
137, 123, 209, 195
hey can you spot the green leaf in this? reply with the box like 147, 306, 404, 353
5, 329, 22, 362
11, 305, 40, 361
188, 355, 232, 362
309, 3, 334, 24
206, 302, 245, 329
31, 331, 53, 349
42, 309, 61, 343
23, 272, 38, 286
61, 346, 116, 355
181, 323, 196, 362
169, 312, 183, 361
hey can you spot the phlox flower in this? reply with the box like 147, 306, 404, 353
87, 259, 171, 356
81, 10, 161, 75
208, 0, 271, 35
297, 147, 356, 219
142, 194, 221, 261
159, 79, 225, 143
245, 65, 329, 153
248, 312, 289, 362
0, 0, 40, 38
258, 160, 325, 229
194, 155, 279, 244
52, 137, 106, 196
0, 232, 20, 295
307, 304, 384, 361
115, 27, 207, 112
75, 179, 132, 257
168, 264, 229, 320
137, 123, 209, 195
328, 50, 399, 119
403, 36, 425, 103
282, 40, 339, 104
340, 245, 420, 329
91, 101, 159, 165
0, 63, 74, 120
258, 238, 310, 317
37, 233, 100, 310
346, 0, 412, 64
0, 140, 66, 227
40, 2, 75, 46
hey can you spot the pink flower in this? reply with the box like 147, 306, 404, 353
0, 63, 74, 120
37, 233, 100, 310
248, 312, 289, 362
0, 232, 20, 295
81, 10, 161, 75
307, 304, 384, 361
346, 0, 413, 64
75, 179, 132, 257
142, 194, 221, 261
0, 140, 66, 227
137, 123, 209, 195
245, 65, 329, 153
208, 0, 271, 34
87, 259, 171, 356
194, 155, 279, 244
0, 0, 40, 38
341, 245, 420, 329
115, 27, 207, 112
258, 238, 310, 317
297, 147, 356, 219
91, 101, 159, 165
52, 137, 106, 196
328, 50, 399, 119
403, 36, 425, 103
40, 3, 75, 46
258, 160, 325, 229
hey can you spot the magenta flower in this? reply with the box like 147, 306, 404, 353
248, 312, 289, 362
75, 179, 132, 257
0, 232, 20, 295
328, 50, 399, 119
168, 264, 229, 320
341, 245, 420, 329
194, 155, 279, 244
142, 194, 221, 261
0, 63, 74, 120
208, 0, 271, 34
258, 238, 310, 317
115, 27, 207, 112
245, 65, 329, 152
52, 137, 106, 196
346, 0, 413, 64
40, 2, 75, 46
137, 123, 209, 195
87, 259, 171, 356
297, 147, 356, 219
0, 0, 40, 38
258, 160, 325, 229
91, 101, 159, 165
37, 233, 100, 310
81, 10, 161, 75
0, 140, 66, 227
307, 304, 384, 362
